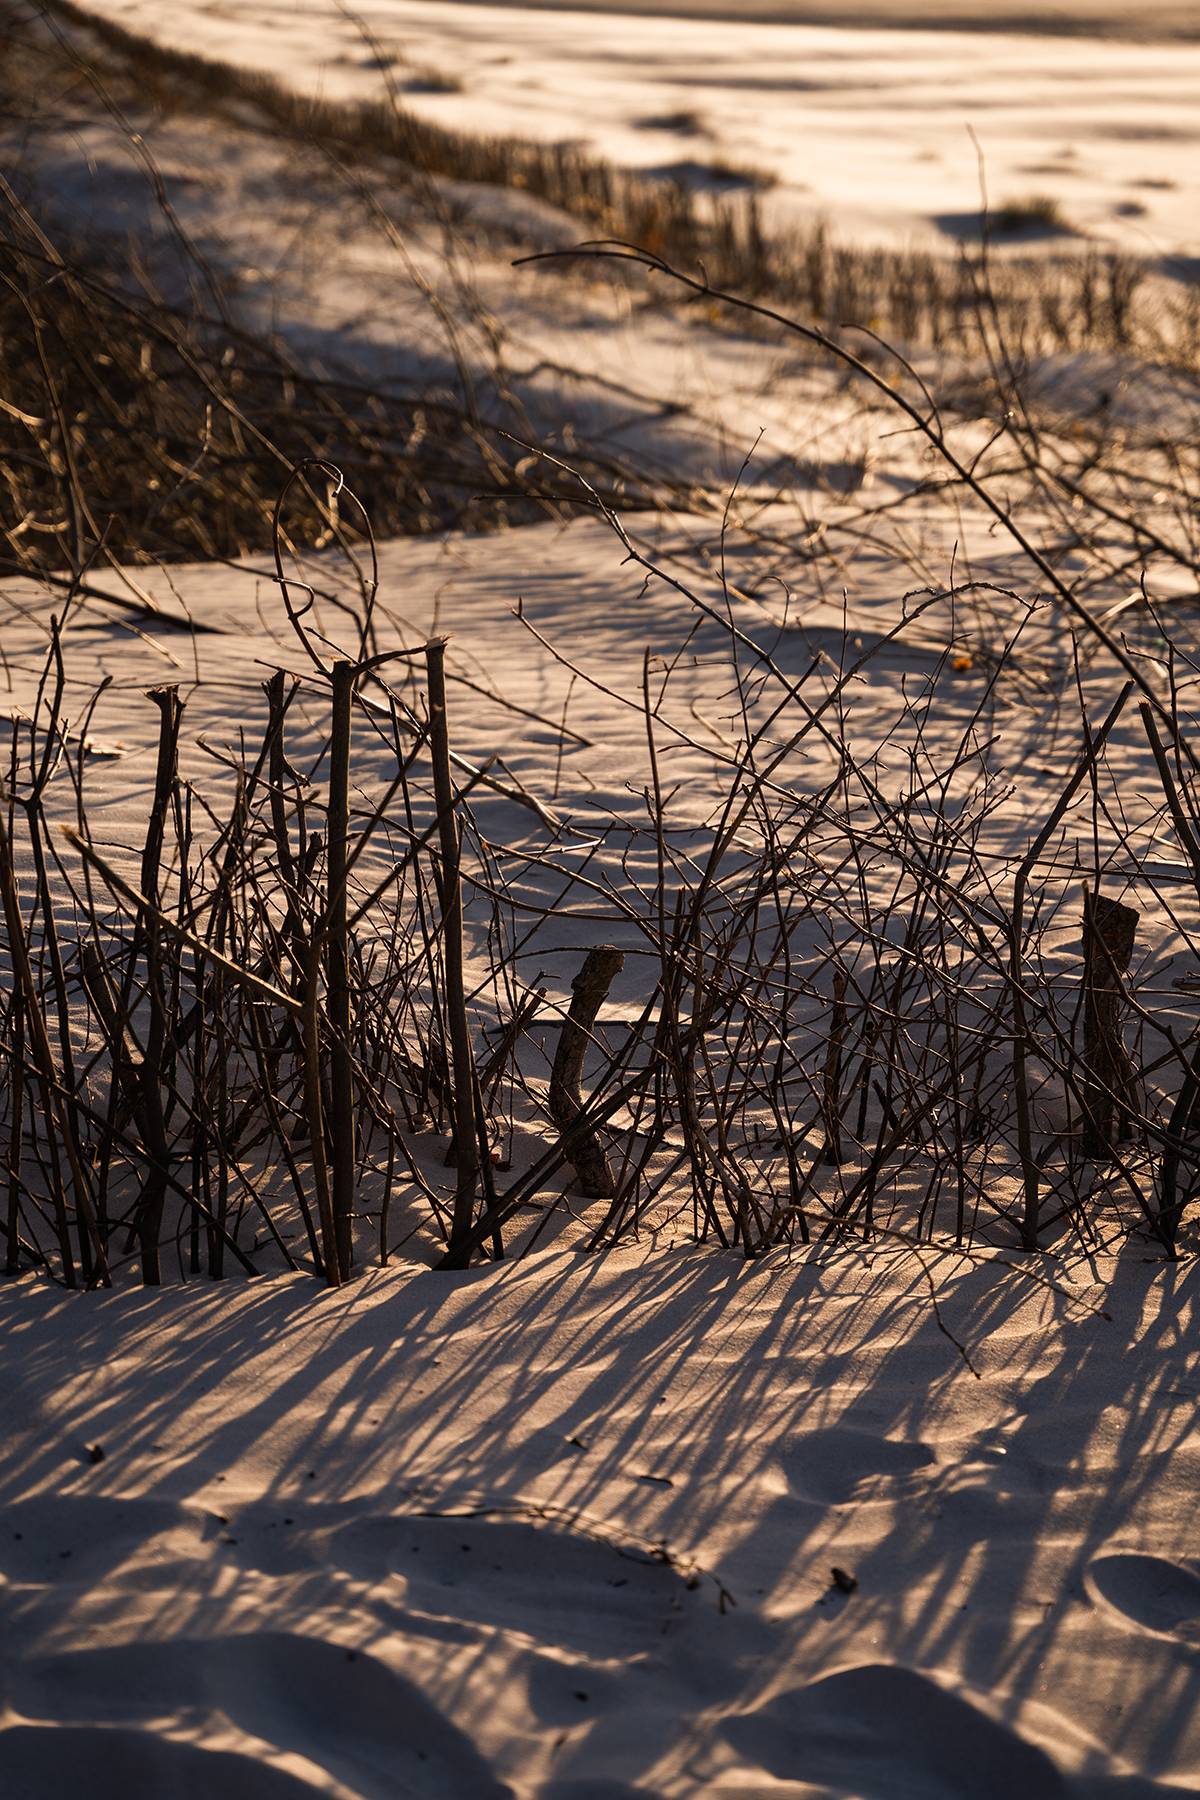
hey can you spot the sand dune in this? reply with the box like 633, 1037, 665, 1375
70, 0, 1200, 257
2, 1246, 1198, 1796
5, 4, 1200, 1794
2, 486, 1199, 1785
379, 0, 1200, 37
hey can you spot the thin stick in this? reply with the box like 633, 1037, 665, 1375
820, 969, 848, 1168
425, 639, 479, 1267
327, 659, 356, 1281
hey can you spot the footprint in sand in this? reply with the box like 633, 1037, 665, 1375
0, 1496, 203, 1585
9, 1633, 512, 1798
540, 1783, 658, 1799
0, 1726, 329, 1800
1087, 1552, 1200, 1644
329, 1513, 701, 1652
781, 1428, 935, 1506
723, 1662, 1071, 1800
724, 1662, 1186, 1797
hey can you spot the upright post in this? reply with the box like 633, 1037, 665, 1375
425, 640, 479, 1267
327, 660, 355, 1280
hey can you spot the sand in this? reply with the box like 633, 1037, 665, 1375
2, 1242, 1197, 1797
322, 0, 1200, 36
70, 0, 1200, 256
2, 472, 1200, 1787
4, 2, 1200, 1793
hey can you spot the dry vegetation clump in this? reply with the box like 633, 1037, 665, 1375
0, 604, 480, 1287
6, 233, 581, 569
3, 526, 1200, 1290
993, 193, 1071, 234
401, 65, 465, 97
4, 7, 1200, 1294
0, 186, 668, 587
0, 1, 705, 590
5, 355, 1200, 1289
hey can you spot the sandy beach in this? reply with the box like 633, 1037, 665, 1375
4, 1, 1200, 1793
362, 0, 1200, 38
68, 0, 1200, 255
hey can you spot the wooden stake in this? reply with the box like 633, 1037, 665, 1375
821, 969, 848, 1167
425, 640, 479, 1268
327, 660, 355, 1281
549, 945, 625, 1198
1081, 887, 1138, 1159
302, 942, 339, 1285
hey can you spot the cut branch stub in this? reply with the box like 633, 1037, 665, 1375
1081, 888, 1138, 1160
549, 946, 625, 1198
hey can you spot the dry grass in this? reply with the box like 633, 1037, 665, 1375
0, 192, 660, 581
0, 2, 688, 585
4, 1, 1200, 1292
993, 193, 1071, 234
7, 473, 1200, 1287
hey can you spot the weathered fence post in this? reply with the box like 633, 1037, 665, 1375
821, 968, 849, 1167
425, 639, 480, 1268
327, 660, 356, 1281
550, 945, 625, 1197
1081, 887, 1138, 1159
